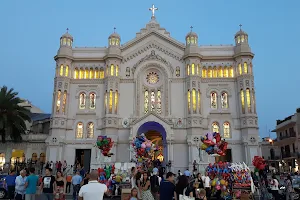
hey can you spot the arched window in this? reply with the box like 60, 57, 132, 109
104, 91, 107, 114
198, 90, 201, 113
79, 93, 86, 109
246, 88, 251, 113
238, 63, 242, 75
212, 122, 219, 133
65, 65, 69, 77
187, 90, 191, 114
176, 66, 180, 77
244, 62, 248, 74
192, 89, 196, 113
144, 90, 149, 114
106, 66, 109, 76
210, 92, 217, 109
126, 67, 130, 77
252, 89, 256, 113
62, 91, 67, 114
249, 63, 253, 74
270, 149, 275, 159
110, 64, 114, 76
114, 90, 118, 113
109, 90, 113, 113
202, 67, 207, 78
116, 65, 119, 76
74, 68, 79, 79
87, 122, 94, 139
208, 67, 212, 78
100, 67, 104, 79
150, 91, 155, 112
94, 68, 99, 79
223, 67, 228, 78
213, 67, 218, 78
191, 63, 195, 75
89, 93, 96, 109
79, 68, 84, 79
187, 65, 190, 76
223, 122, 230, 138
221, 92, 228, 109
60, 65, 64, 76
218, 67, 223, 77
197, 64, 201, 75
89, 68, 94, 79
56, 90, 61, 113
84, 68, 89, 79
157, 90, 162, 114
240, 90, 245, 114
229, 66, 234, 77
76, 122, 83, 139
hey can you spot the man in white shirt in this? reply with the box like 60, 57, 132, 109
78, 170, 107, 200
202, 172, 211, 199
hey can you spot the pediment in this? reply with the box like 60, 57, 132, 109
131, 112, 173, 126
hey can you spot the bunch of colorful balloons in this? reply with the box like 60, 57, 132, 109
200, 132, 228, 156
131, 133, 156, 162
96, 136, 114, 157
252, 156, 266, 171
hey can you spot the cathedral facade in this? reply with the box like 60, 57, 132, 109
47, 12, 260, 171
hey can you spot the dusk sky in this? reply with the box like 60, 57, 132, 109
0, 0, 299, 138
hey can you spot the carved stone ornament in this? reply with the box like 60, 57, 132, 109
250, 137, 256, 143
52, 137, 58, 144
176, 118, 183, 127
122, 118, 130, 128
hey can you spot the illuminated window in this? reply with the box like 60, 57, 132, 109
229, 66, 234, 77
191, 37, 195, 44
187, 37, 190, 44
223, 67, 228, 78
210, 92, 217, 109
105, 91, 107, 113
79, 68, 84, 79
202, 67, 207, 78
74, 68, 79, 79
63, 38, 67, 45
146, 72, 159, 84
187, 90, 191, 114
252, 89, 256, 113
94, 68, 99, 79
192, 89, 196, 113
116, 39, 119, 45
191, 63, 195, 75
213, 67, 218, 78
106, 66, 109, 76
197, 64, 201, 75
237, 36, 241, 43
76, 122, 83, 139
212, 122, 219, 133
67, 39, 71, 46
157, 90, 162, 114
79, 93, 86, 109
218, 67, 223, 77
176, 67, 180, 77
116, 65, 119, 76
100, 67, 104, 79
208, 67, 212, 78
56, 90, 61, 113
244, 62, 248, 74
241, 35, 245, 42
114, 90, 118, 113
89, 68, 94, 79
89, 93, 96, 109
238, 64, 242, 75
240, 90, 245, 114
84, 68, 88, 79
187, 65, 190, 76
65, 65, 69, 77
87, 122, 94, 139
109, 90, 113, 113
198, 90, 201, 113
221, 92, 228, 109
223, 122, 230, 138
110, 64, 114, 76
144, 90, 149, 114
246, 88, 251, 113
60, 65, 64, 76
62, 91, 67, 114
150, 91, 155, 112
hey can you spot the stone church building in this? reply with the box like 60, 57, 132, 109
47, 9, 260, 171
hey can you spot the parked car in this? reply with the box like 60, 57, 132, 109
0, 175, 7, 199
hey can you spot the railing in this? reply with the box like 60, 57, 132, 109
282, 152, 299, 159
279, 132, 296, 140
268, 156, 281, 160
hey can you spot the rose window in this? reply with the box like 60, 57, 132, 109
146, 72, 159, 84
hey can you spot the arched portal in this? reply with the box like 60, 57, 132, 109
137, 121, 168, 164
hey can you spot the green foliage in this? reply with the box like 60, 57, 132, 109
0, 86, 32, 143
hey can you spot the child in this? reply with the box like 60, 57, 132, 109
129, 188, 139, 200
197, 189, 207, 200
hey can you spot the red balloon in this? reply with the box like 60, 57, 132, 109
215, 133, 221, 143
203, 140, 215, 146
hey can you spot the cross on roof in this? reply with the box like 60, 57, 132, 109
190, 26, 193, 32
113, 27, 116, 33
149, 4, 158, 17
239, 24, 242, 30
66, 28, 69, 33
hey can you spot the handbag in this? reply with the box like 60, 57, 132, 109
179, 188, 195, 200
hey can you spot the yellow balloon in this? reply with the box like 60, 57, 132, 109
211, 180, 216, 186
138, 158, 143, 162
201, 143, 208, 150
220, 179, 226, 185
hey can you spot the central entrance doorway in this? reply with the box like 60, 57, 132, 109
137, 121, 168, 165
75, 149, 91, 172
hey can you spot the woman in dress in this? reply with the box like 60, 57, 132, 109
55, 171, 66, 200
140, 171, 154, 200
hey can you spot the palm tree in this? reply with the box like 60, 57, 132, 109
0, 86, 32, 143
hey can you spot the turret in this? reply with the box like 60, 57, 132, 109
57, 29, 73, 58
234, 25, 252, 56
107, 29, 121, 57
184, 27, 202, 58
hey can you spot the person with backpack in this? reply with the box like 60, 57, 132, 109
150, 168, 161, 200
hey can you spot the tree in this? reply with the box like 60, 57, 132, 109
0, 86, 32, 143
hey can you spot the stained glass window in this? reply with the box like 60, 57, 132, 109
191, 63, 195, 75
56, 90, 61, 113
89, 68, 94, 79
192, 89, 196, 113
252, 89, 256, 113
202, 68, 207, 78
157, 90, 162, 114
213, 67, 218, 78
90, 93, 96, 109
60, 65, 64, 76
229, 66, 234, 77
210, 92, 217, 109
238, 64, 242, 75
79, 93, 86, 109
197, 64, 201, 75
76, 122, 83, 139
114, 91, 118, 114
84, 68, 88, 79
240, 90, 245, 114
187, 65, 190, 75
110, 64, 114, 76
105, 92, 107, 113
198, 90, 201, 113
150, 91, 155, 112
221, 92, 228, 109
116, 65, 119, 76
87, 122, 94, 138
62, 91, 67, 114
223, 67, 228, 78
79, 69, 84, 79
176, 67, 180, 77
208, 67, 212, 78
65, 66, 69, 77
218, 67, 223, 77
244, 62, 248, 74
109, 90, 113, 113
246, 88, 251, 113
144, 90, 149, 114
187, 90, 191, 114
74, 68, 79, 79
212, 122, 219, 133
147, 72, 159, 84
100, 68, 104, 79
223, 122, 230, 138
94, 68, 99, 79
